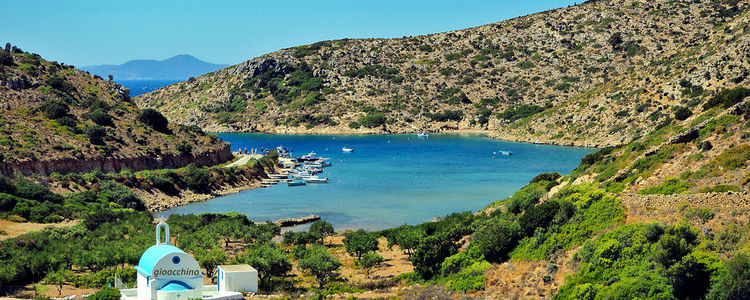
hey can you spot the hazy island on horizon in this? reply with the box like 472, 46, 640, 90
81, 54, 228, 81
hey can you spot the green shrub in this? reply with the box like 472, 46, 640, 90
498, 105, 544, 122
699, 185, 739, 193
0, 50, 13, 66
136, 108, 169, 132
88, 287, 120, 300
86, 125, 107, 145
637, 178, 691, 195
530, 172, 561, 184
357, 113, 386, 128
707, 252, 750, 299
411, 236, 458, 280
674, 106, 693, 121
87, 108, 113, 126
98, 181, 144, 210
703, 86, 750, 109
472, 219, 519, 263
176, 142, 192, 156
13, 178, 63, 204
183, 163, 210, 193
41, 98, 70, 119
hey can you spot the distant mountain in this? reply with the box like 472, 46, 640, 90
81, 54, 229, 80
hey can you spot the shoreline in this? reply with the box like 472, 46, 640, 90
210, 128, 602, 149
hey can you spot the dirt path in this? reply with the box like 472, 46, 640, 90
0, 219, 79, 240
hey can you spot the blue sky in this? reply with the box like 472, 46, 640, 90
0, 0, 577, 67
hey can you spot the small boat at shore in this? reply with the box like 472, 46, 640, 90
342, 147, 354, 152
296, 151, 320, 162
288, 181, 307, 186
304, 177, 328, 183
417, 132, 429, 138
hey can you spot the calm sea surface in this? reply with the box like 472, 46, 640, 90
117, 79, 180, 97
161, 133, 594, 231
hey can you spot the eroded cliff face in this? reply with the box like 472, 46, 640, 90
0, 143, 232, 176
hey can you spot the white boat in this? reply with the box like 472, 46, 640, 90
342, 147, 354, 152
304, 177, 328, 184
417, 132, 429, 138
287, 181, 306, 186
498, 151, 513, 156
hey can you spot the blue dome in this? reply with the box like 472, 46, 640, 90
159, 281, 192, 292
136, 245, 184, 276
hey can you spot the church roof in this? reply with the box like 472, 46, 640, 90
136, 244, 184, 276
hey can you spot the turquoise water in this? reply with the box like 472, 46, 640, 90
162, 133, 594, 230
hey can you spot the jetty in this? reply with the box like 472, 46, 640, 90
275, 215, 321, 227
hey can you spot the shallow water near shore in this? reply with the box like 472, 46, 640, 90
162, 133, 594, 230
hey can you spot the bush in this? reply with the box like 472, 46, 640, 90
348, 121, 361, 129
0, 50, 13, 66
472, 219, 519, 263
136, 108, 169, 132
0, 175, 16, 195
13, 178, 63, 204
357, 113, 386, 128
88, 287, 120, 300
86, 125, 107, 145
674, 106, 693, 121
41, 98, 70, 120
183, 163, 210, 193
98, 181, 144, 210
519, 200, 561, 236
176, 142, 192, 156
498, 105, 544, 122
707, 252, 750, 299
703, 86, 750, 109
411, 236, 457, 280
637, 178, 691, 195
87, 109, 113, 126
699, 141, 713, 151
530, 172, 561, 184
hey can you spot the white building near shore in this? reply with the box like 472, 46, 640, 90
119, 222, 256, 300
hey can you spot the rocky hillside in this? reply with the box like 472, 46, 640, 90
138, 0, 747, 144
0, 45, 232, 176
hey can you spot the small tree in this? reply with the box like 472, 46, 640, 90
297, 245, 342, 288
237, 243, 292, 291
359, 252, 385, 278
193, 247, 226, 282
343, 229, 379, 259
107, 74, 113, 81
309, 220, 334, 244
44, 269, 73, 296
396, 227, 422, 257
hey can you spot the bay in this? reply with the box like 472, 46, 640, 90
162, 133, 594, 231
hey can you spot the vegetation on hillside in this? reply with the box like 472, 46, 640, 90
0, 44, 227, 171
